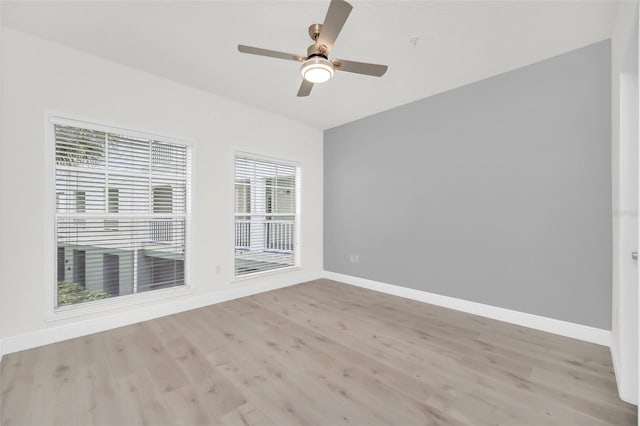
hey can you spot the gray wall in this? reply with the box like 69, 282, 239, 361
324, 40, 612, 329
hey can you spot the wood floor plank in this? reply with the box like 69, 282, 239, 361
112, 369, 174, 426
300, 280, 613, 367
286, 282, 621, 395
152, 329, 248, 415
1, 279, 636, 425
305, 280, 613, 364
214, 302, 456, 425
219, 402, 277, 426
235, 291, 606, 425
302, 283, 634, 423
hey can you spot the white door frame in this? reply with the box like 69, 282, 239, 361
616, 8, 639, 408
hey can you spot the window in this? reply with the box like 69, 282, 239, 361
234, 155, 298, 276
235, 179, 251, 250
57, 247, 65, 282
75, 191, 86, 213
105, 188, 119, 230
54, 120, 190, 308
72, 250, 86, 288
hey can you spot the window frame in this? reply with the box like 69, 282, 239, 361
45, 113, 195, 321
232, 151, 302, 281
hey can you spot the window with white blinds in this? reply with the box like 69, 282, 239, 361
54, 121, 190, 308
235, 155, 298, 276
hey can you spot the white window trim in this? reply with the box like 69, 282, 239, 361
231, 150, 302, 281
232, 265, 303, 283
44, 112, 195, 321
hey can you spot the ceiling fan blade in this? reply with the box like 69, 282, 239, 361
238, 45, 304, 62
297, 79, 313, 97
317, 0, 353, 53
332, 59, 388, 77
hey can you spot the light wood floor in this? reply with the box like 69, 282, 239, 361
1, 279, 637, 425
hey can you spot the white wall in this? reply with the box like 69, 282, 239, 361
611, 0, 639, 405
0, 28, 323, 349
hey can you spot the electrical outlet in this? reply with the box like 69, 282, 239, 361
349, 253, 359, 263
215, 264, 221, 274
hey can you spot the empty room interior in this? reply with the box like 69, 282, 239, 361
1, 0, 639, 424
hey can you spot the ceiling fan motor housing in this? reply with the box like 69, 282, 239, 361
306, 43, 328, 58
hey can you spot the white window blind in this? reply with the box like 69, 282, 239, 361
54, 122, 190, 308
235, 155, 298, 276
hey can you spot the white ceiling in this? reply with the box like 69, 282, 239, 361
2, 0, 621, 129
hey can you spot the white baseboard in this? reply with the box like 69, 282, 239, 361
1, 272, 321, 356
324, 271, 612, 347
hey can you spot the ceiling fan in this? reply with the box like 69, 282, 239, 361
237, 0, 388, 97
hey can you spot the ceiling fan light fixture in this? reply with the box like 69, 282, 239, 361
300, 57, 335, 83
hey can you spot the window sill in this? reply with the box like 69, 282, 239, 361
232, 265, 302, 283
47, 285, 193, 322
